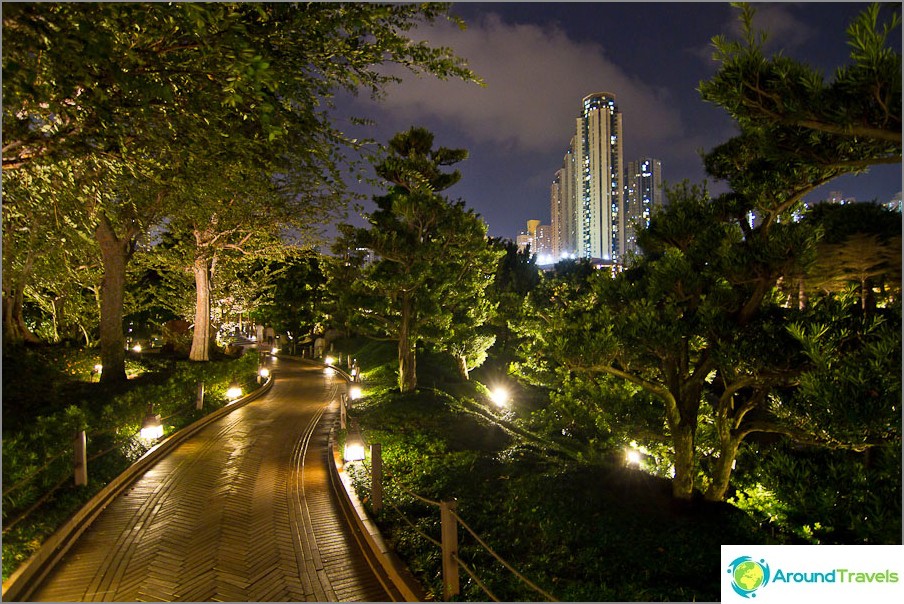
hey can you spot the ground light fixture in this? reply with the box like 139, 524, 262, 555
271, 347, 280, 355
348, 384, 363, 400
489, 386, 510, 407
226, 381, 243, 400
259, 367, 270, 380
324, 355, 335, 366
344, 431, 366, 462
132, 344, 142, 353
140, 404, 164, 441
625, 448, 642, 466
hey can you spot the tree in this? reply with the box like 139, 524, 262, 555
250, 252, 328, 355
332, 127, 501, 392
516, 4, 901, 501
3, 2, 479, 381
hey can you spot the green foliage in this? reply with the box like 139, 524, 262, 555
331, 128, 502, 392
700, 3, 901, 222
731, 441, 901, 544
343, 341, 774, 601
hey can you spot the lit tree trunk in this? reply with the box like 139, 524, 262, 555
189, 254, 211, 362
398, 292, 417, 393
456, 355, 469, 381
2, 239, 41, 345
95, 214, 131, 383
669, 419, 697, 500
706, 439, 741, 502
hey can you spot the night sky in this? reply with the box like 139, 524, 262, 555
331, 2, 902, 241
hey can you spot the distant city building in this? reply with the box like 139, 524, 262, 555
516, 220, 541, 253
535, 224, 554, 260
551, 139, 579, 259
623, 158, 663, 258
826, 190, 856, 205
575, 92, 625, 261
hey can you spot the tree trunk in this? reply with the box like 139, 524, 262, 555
95, 215, 130, 384
189, 255, 211, 361
456, 355, 469, 381
398, 293, 417, 393
2, 247, 41, 345
2, 288, 40, 345
670, 420, 697, 500
705, 438, 741, 502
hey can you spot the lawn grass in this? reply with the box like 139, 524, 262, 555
335, 338, 777, 601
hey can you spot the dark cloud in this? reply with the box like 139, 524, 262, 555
366, 13, 686, 155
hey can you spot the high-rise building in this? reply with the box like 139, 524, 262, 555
623, 158, 663, 257
574, 92, 624, 261
535, 224, 553, 258
551, 138, 579, 259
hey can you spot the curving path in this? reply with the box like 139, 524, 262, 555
27, 357, 392, 602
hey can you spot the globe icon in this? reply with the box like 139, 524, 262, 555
733, 560, 765, 591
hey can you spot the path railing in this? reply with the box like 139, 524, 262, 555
332, 380, 558, 602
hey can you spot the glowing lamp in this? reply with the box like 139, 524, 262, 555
140, 405, 164, 441
93, 364, 103, 374
625, 448, 642, 466
344, 433, 366, 462
226, 382, 243, 400
490, 387, 510, 407
348, 385, 363, 400
132, 344, 142, 353
259, 367, 270, 379
324, 355, 335, 366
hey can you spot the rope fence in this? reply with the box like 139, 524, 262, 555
356, 458, 559, 602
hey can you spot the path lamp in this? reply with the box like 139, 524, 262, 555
226, 380, 243, 401
140, 404, 164, 441
324, 355, 335, 366
344, 430, 366, 463
258, 367, 270, 382
348, 384, 363, 401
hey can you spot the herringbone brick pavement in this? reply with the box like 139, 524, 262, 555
27, 358, 391, 602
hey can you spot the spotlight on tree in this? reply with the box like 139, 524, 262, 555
490, 386, 509, 407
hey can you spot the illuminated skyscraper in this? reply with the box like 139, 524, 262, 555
551, 138, 579, 258
575, 92, 624, 260
623, 158, 663, 258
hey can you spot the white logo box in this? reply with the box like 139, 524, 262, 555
721, 545, 904, 603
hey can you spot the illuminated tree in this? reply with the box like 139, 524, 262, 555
333, 128, 501, 392
2, 2, 477, 380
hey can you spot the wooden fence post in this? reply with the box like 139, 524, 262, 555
73, 430, 87, 487
440, 499, 459, 600
371, 443, 382, 514
196, 381, 205, 410
340, 394, 347, 429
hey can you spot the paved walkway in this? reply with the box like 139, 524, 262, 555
28, 357, 392, 602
